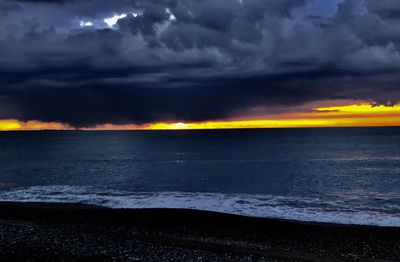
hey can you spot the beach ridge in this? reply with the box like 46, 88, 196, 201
0, 202, 399, 261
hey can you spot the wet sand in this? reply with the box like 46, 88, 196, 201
0, 202, 399, 261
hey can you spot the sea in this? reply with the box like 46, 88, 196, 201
0, 127, 399, 227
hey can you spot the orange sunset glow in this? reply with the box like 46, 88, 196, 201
1, 102, 400, 131
0, 120, 73, 131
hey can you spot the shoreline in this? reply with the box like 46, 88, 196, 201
0, 202, 399, 261
0, 200, 399, 229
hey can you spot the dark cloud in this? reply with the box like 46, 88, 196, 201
14, 0, 73, 3
0, 0, 400, 126
366, 0, 400, 19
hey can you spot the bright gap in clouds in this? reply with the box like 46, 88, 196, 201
80, 21, 93, 27
165, 8, 176, 21
104, 13, 127, 27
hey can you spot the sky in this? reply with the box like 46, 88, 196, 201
0, 0, 400, 130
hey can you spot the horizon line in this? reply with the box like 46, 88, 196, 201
1, 125, 400, 132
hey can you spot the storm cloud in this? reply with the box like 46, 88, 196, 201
0, 0, 399, 126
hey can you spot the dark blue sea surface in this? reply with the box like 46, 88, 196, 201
0, 127, 399, 226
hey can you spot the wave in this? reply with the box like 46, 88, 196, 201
0, 185, 399, 227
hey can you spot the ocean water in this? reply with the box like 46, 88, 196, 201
0, 128, 399, 226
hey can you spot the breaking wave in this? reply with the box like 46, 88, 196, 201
0, 185, 399, 227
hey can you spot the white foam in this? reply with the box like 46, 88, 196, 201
0, 185, 399, 227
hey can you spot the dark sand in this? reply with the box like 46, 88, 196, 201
0, 202, 399, 261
